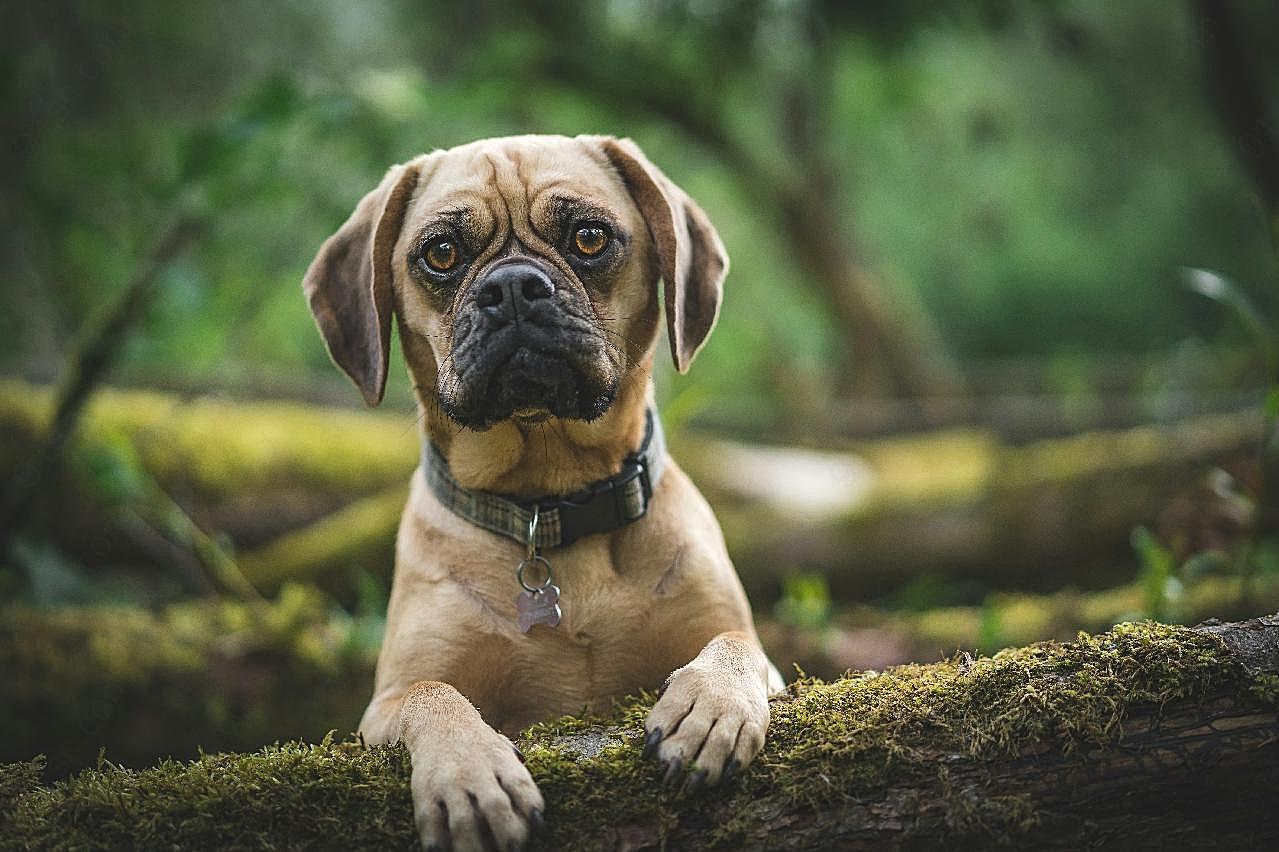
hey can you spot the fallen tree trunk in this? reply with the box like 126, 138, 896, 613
0, 378, 419, 552
1, 379, 1262, 600
689, 410, 1262, 601
7, 577, 1278, 779
4, 616, 1277, 850
760, 571, 1279, 676
0, 587, 376, 779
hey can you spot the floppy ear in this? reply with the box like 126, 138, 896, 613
303, 162, 421, 406
599, 137, 729, 373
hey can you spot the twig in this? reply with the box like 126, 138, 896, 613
0, 214, 204, 545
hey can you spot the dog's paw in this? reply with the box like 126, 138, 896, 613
642, 634, 770, 791
407, 717, 543, 852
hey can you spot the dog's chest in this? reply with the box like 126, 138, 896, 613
480, 554, 681, 730
402, 507, 734, 733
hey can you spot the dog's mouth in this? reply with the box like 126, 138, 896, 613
512, 407, 551, 423
437, 257, 622, 429
440, 328, 617, 429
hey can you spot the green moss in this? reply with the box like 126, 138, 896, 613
514, 699, 672, 850
1248, 672, 1279, 706
2, 740, 416, 851
0, 760, 44, 817
686, 620, 1261, 846
852, 428, 999, 510
866, 573, 1279, 662
0, 378, 418, 502
8, 621, 1259, 849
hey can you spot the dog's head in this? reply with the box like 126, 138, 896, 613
303, 135, 728, 430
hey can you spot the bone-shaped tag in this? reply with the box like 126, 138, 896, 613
516, 584, 562, 633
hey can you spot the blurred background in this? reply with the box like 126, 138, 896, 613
3, 0, 1278, 778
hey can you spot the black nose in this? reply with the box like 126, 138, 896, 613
475, 263, 555, 322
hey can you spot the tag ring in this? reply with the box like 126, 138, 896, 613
526, 504, 540, 561
517, 555, 553, 592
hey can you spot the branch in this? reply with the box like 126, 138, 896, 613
0, 214, 203, 544
522, 2, 966, 406
4, 616, 1277, 849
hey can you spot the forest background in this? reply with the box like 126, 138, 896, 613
3, 0, 1278, 777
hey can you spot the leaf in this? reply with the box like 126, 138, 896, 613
8, 536, 94, 606
1182, 267, 1278, 375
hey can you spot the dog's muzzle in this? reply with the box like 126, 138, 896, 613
441, 259, 617, 428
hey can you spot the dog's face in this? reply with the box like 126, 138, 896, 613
304, 135, 728, 430
397, 137, 655, 428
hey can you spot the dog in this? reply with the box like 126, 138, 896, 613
304, 134, 783, 851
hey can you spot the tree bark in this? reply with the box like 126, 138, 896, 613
3, 616, 1277, 850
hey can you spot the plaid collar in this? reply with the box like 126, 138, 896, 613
422, 409, 666, 549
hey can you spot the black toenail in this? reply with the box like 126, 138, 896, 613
642, 728, 662, 759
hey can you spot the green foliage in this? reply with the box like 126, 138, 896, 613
7, 537, 95, 607
977, 593, 1008, 655
1184, 267, 1279, 377
1131, 525, 1180, 622
3, 1, 1276, 419
773, 571, 833, 631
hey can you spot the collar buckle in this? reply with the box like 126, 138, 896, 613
552, 452, 652, 546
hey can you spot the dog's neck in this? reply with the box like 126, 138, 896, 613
415, 362, 655, 499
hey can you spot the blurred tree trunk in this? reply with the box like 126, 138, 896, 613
776, 15, 965, 415
523, 0, 967, 419
1190, 0, 1279, 556
1190, 0, 1279, 251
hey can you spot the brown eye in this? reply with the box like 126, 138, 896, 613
573, 224, 610, 257
424, 239, 458, 272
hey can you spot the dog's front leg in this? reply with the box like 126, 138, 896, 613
363, 681, 543, 852
643, 631, 773, 790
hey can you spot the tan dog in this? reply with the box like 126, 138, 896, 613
304, 134, 782, 851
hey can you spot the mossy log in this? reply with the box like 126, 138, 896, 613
9, 577, 1277, 780
685, 410, 1261, 600
0, 381, 418, 505
237, 408, 1259, 597
4, 617, 1278, 850
761, 572, 1279, 676
0, 379, 1262, 598
0, 379, 417, 561
0, 587, 375, 779
237, 485, 407, 591
222, 411, 1266, 601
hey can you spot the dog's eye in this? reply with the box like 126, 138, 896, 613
572, 224, 610, 257
423, 239, 459, 272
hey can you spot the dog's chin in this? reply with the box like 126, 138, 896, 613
441, 351, 617, 430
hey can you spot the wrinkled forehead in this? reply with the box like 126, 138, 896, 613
407, 136, 633, 234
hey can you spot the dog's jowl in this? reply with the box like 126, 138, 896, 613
304, 134, 782, 851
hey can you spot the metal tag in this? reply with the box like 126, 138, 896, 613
516, 583, 562, 633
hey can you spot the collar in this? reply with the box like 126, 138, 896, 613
421, 409, 666, 549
